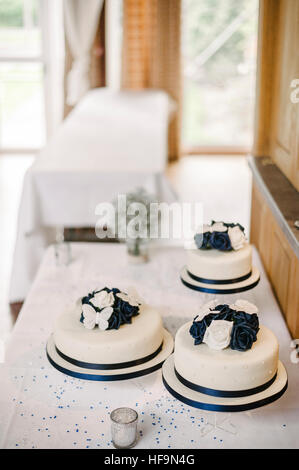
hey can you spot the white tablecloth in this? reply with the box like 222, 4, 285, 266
9, 88, 176, 302
1, 243, 298, 449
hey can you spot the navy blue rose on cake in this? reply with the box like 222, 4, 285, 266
190, 299, 259, 351
80, 287, 142, 331
194, 221, 246, 251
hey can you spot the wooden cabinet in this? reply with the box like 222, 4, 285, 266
250, 183, 272, 272
295, 108, 299, 190
269, 222, 293, 313
271, 0, 299, 189
288, 260, 299, 338
254, 0, 299, 191
252, 1, 299, 337
250, 182, 299, 338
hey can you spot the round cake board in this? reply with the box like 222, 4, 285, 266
180, 265, 260, 294
162, 354, 288, 413
46, 328, 174, 381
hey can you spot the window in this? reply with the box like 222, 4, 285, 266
182, 0, 259, 152
0, 0, 46, 151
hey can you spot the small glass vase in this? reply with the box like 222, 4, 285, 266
54, 226, 71, 267
126, 237, 149, 264
110, 407, 138, 449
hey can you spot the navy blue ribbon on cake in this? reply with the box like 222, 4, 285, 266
186, 269, 252, 285
55, 342, 163, 370
162, 375, 288, 413
47, 349, 165, 381
181, 275, 260, 294
174, 368, 277, 398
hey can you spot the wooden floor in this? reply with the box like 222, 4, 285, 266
0, 154, 251, 341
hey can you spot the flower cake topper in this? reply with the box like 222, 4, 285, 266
80, 287, 143, 331
189, 299, 259, 352
194, 221, 246, 251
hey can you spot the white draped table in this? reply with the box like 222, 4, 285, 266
1, 243, 298, 449
9, 88, 176, 303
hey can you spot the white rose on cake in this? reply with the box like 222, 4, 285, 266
202, 224, 212, 233
197, 299, 219, 320
228, 225, 246, 250
116, 287, 142, 307
91, 290, 115, 309
231, 299, 258, 314
211, 222, 227, 232
203, 320, 233, 350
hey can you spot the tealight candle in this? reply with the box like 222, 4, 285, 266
110, 407, 138, 449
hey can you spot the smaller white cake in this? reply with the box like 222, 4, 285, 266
174, 299, 279, 395
181, 221, 260, 293
187, 243, 252, 281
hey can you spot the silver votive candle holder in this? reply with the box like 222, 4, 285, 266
110, 407, 138, 449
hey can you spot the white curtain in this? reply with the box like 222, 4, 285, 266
41, 0, 64, 138
64, 0, 104, 106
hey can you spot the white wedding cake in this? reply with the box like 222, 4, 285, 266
47, 286, 174, 381
187, 242, 252, 282
181, 221, 260, 293
175, 300, 278, 394
53, 287, 164, 367
162, 299, 287, 411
